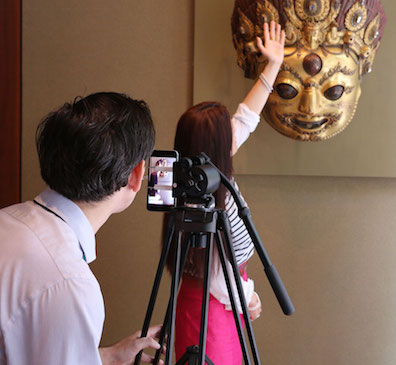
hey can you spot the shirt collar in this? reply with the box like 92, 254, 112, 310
34, 188, 97, 264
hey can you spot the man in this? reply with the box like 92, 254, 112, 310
0, 92, 162, 364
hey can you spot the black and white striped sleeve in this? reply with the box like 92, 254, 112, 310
224, 180, 255, 266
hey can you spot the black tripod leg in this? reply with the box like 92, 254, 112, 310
218, 210, 261, 365
153, 234, 192, 364
134, 213, 176, 365
176, 350, 191, 365
214, 230, 251, 365
165, 230, 183, 365
198, 233, 213, 365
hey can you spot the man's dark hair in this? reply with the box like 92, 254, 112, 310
36, 92, 155, 202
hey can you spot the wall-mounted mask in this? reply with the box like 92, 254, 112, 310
231, 0, 386, 141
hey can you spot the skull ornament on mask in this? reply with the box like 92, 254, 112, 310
231, 0, 386, 141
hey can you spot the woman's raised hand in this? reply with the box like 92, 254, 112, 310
256, 20, 285, 65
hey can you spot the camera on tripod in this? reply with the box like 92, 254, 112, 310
147, 150, 221, 212
138, 150, 294, 365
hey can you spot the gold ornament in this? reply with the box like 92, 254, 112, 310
256, 0, 280, 38
231, 0, 386, 141
345, 1, 367, 32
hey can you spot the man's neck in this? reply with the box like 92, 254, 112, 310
74, 186, 136, 234
74, 199, 111, 234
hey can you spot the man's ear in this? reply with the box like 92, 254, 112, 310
127, 160, 145, 193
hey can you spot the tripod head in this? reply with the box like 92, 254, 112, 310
173, 153, 221, 202
171, 154, 220, 248
173, 154, 220, 204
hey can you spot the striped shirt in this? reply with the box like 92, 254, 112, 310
225, 179, 255, 266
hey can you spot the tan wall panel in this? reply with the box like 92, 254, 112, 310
22, 0, 193, 199
237, 174, 396, 364
22, 0, 194, 345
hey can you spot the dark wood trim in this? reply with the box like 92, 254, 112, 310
0, 0, 21, 208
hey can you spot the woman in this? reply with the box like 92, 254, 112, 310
168, 21, 285, 364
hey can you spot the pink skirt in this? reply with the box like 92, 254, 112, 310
175, 275, 244, 365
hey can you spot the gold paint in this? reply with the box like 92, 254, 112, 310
238, 8, 255, 40
295, 0, 330, 22
263, 47, 361, 141
256, 0, 279, 39
364, 14, 380, 45
345, 2, 367, 32
282, 0, 340, 49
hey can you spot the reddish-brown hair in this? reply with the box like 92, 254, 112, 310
163, 102, 234, 278
174, 101, 233, 209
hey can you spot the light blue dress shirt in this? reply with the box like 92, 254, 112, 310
0, 188, 105, 365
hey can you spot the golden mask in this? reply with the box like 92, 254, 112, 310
231, 0, 386, 141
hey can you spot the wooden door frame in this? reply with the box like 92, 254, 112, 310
0, 0, 21, 208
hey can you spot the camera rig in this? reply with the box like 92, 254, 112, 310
135, 153, 294, 365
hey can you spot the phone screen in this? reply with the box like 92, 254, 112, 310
147, 150, 179, 211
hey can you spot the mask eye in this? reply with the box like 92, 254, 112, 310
276, 83, 298, 100
324, 85, 344, 100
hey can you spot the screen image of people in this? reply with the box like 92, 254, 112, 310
148, 157, 176, 206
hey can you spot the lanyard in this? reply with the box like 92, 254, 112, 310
33, 200, 87, 262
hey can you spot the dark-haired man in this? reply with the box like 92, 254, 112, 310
0, 92, 162, 364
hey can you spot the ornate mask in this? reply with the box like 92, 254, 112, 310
231, 0, 386, 141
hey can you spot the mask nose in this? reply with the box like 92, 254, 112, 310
298, 86, 320, 116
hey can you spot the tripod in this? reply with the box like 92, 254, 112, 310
135, 155, 294, 365
135, 202, 259, 365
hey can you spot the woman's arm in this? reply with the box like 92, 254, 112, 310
242, 21, 285, 114
231, 21, 285, 155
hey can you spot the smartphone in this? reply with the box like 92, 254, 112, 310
147, 150, 179, 211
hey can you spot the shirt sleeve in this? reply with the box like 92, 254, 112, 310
231, 103, 261, 149
3, 277, 104, 365
209, 245, 254, 314
224, 180, 255, 266
208, 178, 256, 312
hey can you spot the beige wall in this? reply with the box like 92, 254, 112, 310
22, 1, 396, 364
22, 0, 193, 347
